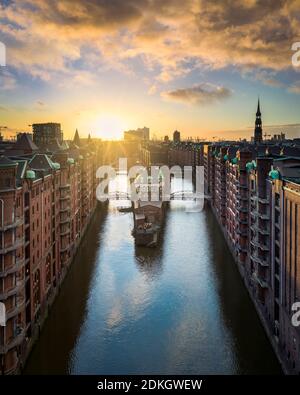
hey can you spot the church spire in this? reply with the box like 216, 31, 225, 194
73, 128, 81, 146
254, 98, 262, 143
256, 98, 261, 117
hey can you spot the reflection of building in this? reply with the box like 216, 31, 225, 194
124, 127, 150, 141
0, 129, 98, 374
33, 123, 63, 146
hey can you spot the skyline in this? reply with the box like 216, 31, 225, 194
1, 0, 300, 140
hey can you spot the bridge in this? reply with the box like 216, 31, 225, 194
106, 190, 205, 201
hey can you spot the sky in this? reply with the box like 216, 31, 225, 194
0, 0, 300, 141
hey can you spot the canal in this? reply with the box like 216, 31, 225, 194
24, 180, 281, 374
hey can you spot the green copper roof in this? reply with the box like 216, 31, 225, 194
67, 158, 75, 165
232, 157, 238, 165
246, 161, 256, 172
52, 162, 61, 170
224, 154, 228, 161
26, 170, 36, 179
269, 169, 280, 180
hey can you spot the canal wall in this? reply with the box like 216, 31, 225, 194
209, 203, 288, 375
19, 204, 101, 374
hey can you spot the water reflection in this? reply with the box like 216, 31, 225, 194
24, 205, 108, 374
24, 176, 281, 375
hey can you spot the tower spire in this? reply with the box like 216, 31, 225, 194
256, 98, 261, 116
254, 98, 262, 143
73, 128, 81, 146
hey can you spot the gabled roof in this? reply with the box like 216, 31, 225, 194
13, 133, 39, 151
0, 155, 17, 168
29, 153, 54, 171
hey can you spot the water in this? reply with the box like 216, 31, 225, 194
24, 178, 281, 374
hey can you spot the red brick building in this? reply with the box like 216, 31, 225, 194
0, 134, 99, 374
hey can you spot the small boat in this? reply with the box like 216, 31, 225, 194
117, 206, 132, 213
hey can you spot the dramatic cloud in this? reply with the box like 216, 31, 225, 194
161, 83, 232, 105
0, 0, 300, 86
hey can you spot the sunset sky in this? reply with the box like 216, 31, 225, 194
0, 0, 300, 140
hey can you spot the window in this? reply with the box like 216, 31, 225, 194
275, 192, 280, 207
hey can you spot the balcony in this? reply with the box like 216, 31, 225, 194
258, 196, 269, 204
0, 256, 25, 277
0, 217, 24, 231
251, 253, 269, 267
0, 277, 25, 301
237, 244, 248, 253
252, 272, 268, 288
59, 184, 71, 190
0, 326, 25, 354
60, 206, 70, 213
253, 210, 269, 220
6, 296, 26, 320
250, 239, 269, 251
0, 237, 24, 254
60, 245, 70, 253
237, 205, 248, 213
237, 182, 248, 190
60, 194, 70, 201
250, 224, 270, 236
237, 194, 248, 201
237, 228, 248, 237
60, 228, 71, 236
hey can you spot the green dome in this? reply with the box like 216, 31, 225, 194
52, 162, 60, 170
67, 158, 75, 165
246, 161, 254, 172
269, 169, 280, 180
224, 154, 228, 161
26, 170, 36, 179
232, 157, 238, 165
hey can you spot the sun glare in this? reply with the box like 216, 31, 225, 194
93, 115, 126, 140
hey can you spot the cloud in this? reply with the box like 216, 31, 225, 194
161, 83, 232, 105
0, 70, 17, 90
0, 0, 300, 87
288, 81, 300, 94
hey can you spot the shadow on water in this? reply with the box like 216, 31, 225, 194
23, 204, 109, 375
203, 208, 282, 374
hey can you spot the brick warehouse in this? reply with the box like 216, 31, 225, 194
145, 102, 300, 374
0, 129, 99, 374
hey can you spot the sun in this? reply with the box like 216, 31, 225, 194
93, 115, 126, 140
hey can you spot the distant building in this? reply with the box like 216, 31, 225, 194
124, 127, 149, 141
254, 100, 263, 143
6, 133, 38, 156
32, 123, 63, 146
173, 130, 180, 143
